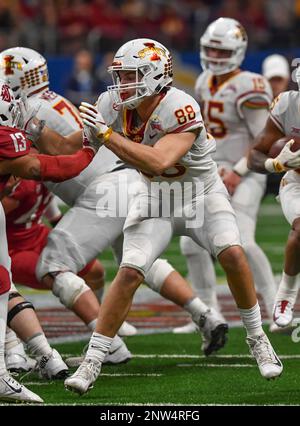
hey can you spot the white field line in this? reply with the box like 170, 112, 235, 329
177, 364, 256, 368
61, 353, 300, 360
131, 354, 300, 359
177, 363, 255, 368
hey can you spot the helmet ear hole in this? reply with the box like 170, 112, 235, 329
0, 114, 8, 122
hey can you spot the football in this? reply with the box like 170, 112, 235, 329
268, 136, 300, 158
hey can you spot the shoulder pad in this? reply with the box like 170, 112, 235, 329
159, 88, 203, 134
235, 71, 272, 117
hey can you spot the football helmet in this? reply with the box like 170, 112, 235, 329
295, 65, 300, 90
0, 79, 21, 127
200, 18, 248, 75
0, 47, 49, 98
107, 38, 173, 109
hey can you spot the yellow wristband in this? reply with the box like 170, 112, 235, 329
273, 160, 286, 173
96, 127, 112, 142
103, 127, 113, 143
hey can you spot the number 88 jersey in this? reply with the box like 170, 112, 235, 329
100, 86, 218, 184
195, 69, 272, 166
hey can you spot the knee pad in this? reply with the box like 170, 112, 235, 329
52, 272, 90, 308
180, 236, 202, 256
0, 265, 11, 295
145, 259, 175, 293
213, 230, 241, 257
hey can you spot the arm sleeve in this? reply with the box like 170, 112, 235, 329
241, 104, 269, 139
38, 147, 95, 182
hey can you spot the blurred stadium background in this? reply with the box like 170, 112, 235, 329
1, 0, 298, 96
2, 0, 300, 406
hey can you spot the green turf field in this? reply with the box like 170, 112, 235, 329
10, 326, 300, 406
6, 195, 295, 407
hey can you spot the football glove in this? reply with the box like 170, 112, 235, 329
79, 102, 112, 142
265, 139, 300, 172
82, 126, 103, 153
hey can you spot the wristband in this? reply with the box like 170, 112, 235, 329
264, 158, 285, 173
102, 127, 113, 143
232, 157, 249, 177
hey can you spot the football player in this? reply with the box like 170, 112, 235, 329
0, 48, 136, 363
0, 80, 99, 402
1, 175, 104, 375
64, 38, 282, 395
175, 18, 277, 334
1, 47, 230, 358
247, 65, 300, 328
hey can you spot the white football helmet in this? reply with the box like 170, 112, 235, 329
0, 47, 49, 98
107, 38, 173, 109
0, 79, 21, 127
295, 66, 300, 90
200, 18, 248, 75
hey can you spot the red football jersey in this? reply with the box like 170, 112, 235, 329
0, 126, 30, 190
5, 180, 53, 252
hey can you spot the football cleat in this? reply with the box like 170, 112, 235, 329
0, 373, 43, 403
37, 349, 69, 379
273, 300, 294, 327
173, 321, 198, 334
64, 359, 101, 395
246, 333, 283, 379
269, 322, 295, 335
197, 308, 228, 356
118, 321, 137, 337
65, 335, 132, 368
104, 335, 132, 365
5, 343, 37, 373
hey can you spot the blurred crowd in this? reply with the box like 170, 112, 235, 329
0, 0, 299, 55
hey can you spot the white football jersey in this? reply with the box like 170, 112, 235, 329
195, 70, 272, 166
29, 89, 120, 205
269, 90, 300, 137
269, 90, 300, 183
97, 87, 218, 188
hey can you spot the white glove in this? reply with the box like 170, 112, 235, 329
82, 126, 103, 153
265, 139, 300, 172
14, 95, 45, 143
79, 102, 112, 141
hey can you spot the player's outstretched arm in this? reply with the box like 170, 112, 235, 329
0, 148, 95, 182
107, 131, 196, 176
79, 101, 197, 175
34, 127, 83, 155
247, 117, 284, 173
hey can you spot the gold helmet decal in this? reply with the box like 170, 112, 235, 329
138, 42, 167, 60
234, 24, 247, 41
2, 55, 23, 75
